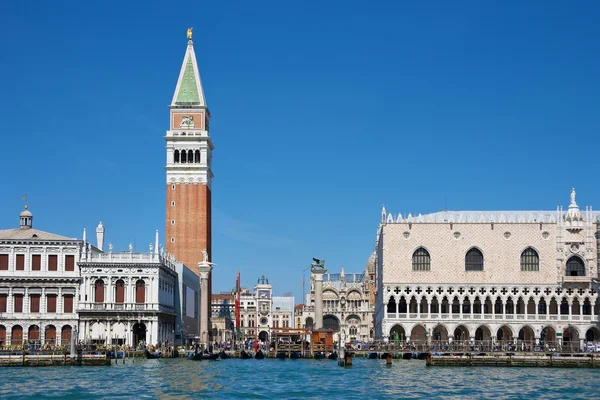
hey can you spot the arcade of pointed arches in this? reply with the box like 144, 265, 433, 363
384, 285, 599, 321
386, 322, 600, 344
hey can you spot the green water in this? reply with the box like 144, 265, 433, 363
0, 358, 597, 399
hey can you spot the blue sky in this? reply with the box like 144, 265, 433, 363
1, 1, 599, 303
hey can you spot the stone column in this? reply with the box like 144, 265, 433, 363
312, 266, 327, 329
197, 261, 213, 347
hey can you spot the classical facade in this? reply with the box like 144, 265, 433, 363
375, 190, 600, 349
165, 31, 214, 340
304, 265, 374, 342
77, 230, 180, 347
0, 207, 81, 347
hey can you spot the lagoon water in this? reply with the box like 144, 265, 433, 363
0, 357, 597, 399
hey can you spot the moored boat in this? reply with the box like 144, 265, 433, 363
328, 352, 338, 360
276, 351, 287, 359
145, 349, 162, 359
254, 350, 265, 359
240, 350, 252, 359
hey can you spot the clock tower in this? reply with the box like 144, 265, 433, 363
165, 33, 214, 291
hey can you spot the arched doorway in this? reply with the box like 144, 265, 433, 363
410, 325, 427, 342
585, 327, 600, 342
45, 325, 56, 345
305, 317, 314, 330
11, 325, 23, 345
454, 325, 469, 344
133, 322, 147, 346
431, 325, 448, 341
518, 326, 535, 346
258, 331, 268, 342
566, 256, 585, 276
389, 324, 406, 344
28, 325, 40, 347
0, 325, 6, 346
540, 326, 556, 345
61, 326, 72, 346
323, 315, 340, 331
496, 325, 513, 342
475, 326, 492, 344
563, 326, 580, 350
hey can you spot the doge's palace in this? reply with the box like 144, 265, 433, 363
375, 189, 600, 350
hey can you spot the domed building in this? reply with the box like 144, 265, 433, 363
304, 257, 375, 343
0, 206, 81, 347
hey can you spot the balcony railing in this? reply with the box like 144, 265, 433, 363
79, 302, 175, 313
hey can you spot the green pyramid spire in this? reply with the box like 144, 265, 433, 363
171, 40, 206, 107
175, 56, 201, 104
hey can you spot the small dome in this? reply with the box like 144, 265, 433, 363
19, 205, 33, 229
20, 209, 32, 218
365, 251, 376, 275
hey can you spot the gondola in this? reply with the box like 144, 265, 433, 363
202, 352, 220, 360
290, 351, 301, 360
254, 350, 265, 359
313, 352, 325, 360
328, 352, 338, 360
188, 352, 203, 361
218, 350, 230, 359
240, 350, 252, 359
144, 349, 162, 359
276, 351, 287, 359
367, 352, 378, 359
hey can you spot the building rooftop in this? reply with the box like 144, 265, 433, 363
0, 227, 76, 241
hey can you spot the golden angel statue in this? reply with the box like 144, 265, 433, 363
187, 28, 193, 40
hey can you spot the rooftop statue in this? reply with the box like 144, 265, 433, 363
187, 27, 193, 40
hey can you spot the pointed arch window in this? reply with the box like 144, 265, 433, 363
566, 256, 585, 277
465, 248, 484, 271
521, 248, 539, 271
412, 248, 431, 271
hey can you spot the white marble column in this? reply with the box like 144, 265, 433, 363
198, 262, 213, 346
312, 267, 327, 330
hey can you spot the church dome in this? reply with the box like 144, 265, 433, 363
20, 208, 32, 218
365, 251, 376, 275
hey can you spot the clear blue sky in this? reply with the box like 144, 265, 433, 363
1, 1, 599, 303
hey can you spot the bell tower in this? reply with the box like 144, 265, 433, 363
165, 29, 214, 276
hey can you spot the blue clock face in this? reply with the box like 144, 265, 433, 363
259, 290, 270, 298
260, 317, 268, 325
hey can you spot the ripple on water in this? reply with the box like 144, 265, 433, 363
0, 358, 598, 399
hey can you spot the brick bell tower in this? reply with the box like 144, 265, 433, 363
165, 29, 214, 319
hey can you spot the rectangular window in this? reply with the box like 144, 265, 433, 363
48, 255, 58, 271
14, 295, 23, 312
30, 295, 40, 313
0, 294, 7, 312
0, 254, 8, 270
65, 255, 75, 271
47, 295, 57, 313
63, 295, 73, 313
16, 255, 25, 271
32, 255, 41, 271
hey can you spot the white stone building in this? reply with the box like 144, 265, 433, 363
375, 190, 600, 350
304, 265, 374, 342
0, 207, 81, 347
77, 229, 181, 347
